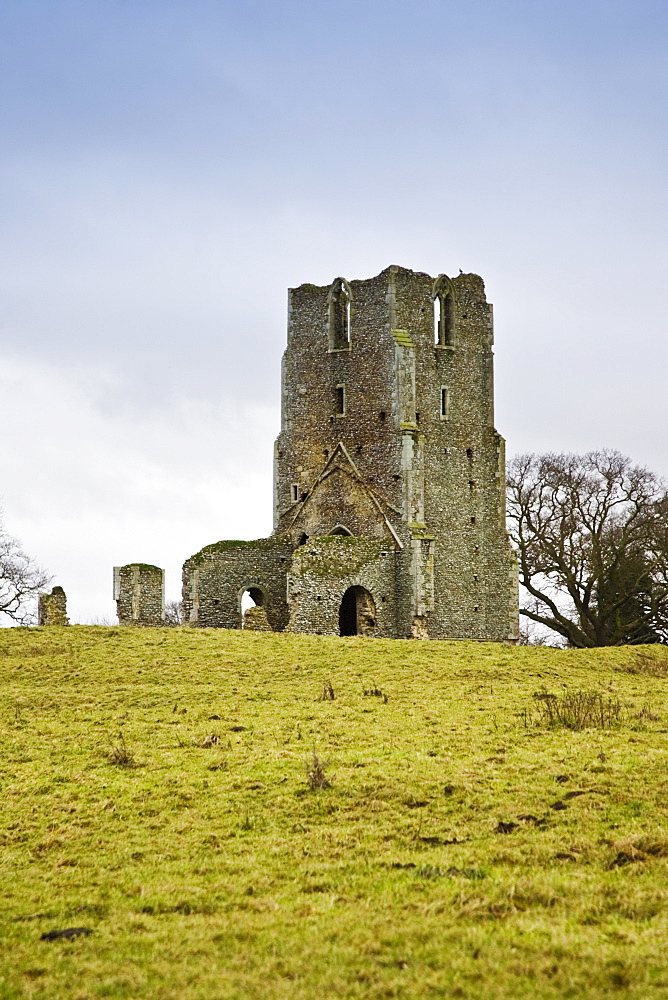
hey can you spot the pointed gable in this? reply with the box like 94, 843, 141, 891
287, 443, 402, 547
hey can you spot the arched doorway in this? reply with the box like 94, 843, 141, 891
241, 587, 270, 631
339, 586, 376, 637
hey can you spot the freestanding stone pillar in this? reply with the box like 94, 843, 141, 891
38, 586, 70, 626
113, 564, 165, 626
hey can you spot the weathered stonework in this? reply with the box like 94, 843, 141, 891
38, 586, 69, 626
113, 563, 165, 626
183, 265, 519, 640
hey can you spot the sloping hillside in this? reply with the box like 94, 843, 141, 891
1, 627, 668, 999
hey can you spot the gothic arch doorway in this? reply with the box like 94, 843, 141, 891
339, 586, 376, 637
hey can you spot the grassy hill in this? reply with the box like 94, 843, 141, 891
1, 626, 668, 999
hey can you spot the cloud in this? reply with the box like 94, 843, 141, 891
1, 0, 668, 623
0, 355, 275, 622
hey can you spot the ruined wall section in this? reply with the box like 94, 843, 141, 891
114, 564, 164, 626
38, 586, 69, 626
286, 536, 397, 637
182, 537, 291, 630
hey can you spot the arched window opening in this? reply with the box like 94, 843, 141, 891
338, 586, 376, 636
297, 532, 308, 546
330, 525, 352, 536
241, 587, 269, 631
433, 275, 455, 347
329, 278, 351, 349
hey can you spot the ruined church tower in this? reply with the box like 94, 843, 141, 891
182, 265, 518, 641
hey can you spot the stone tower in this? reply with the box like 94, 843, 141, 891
183, 265, 518, 641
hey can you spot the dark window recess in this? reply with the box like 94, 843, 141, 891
330, 278, 350, 348
301, 491, 308, 501
356, 445, 362, 454
297, 533, 308, 546
471, 517, 476, 524
441, 388, 448, 417
379, 410, 386, 421
474, 605, 479, 612
469, 480, 476, 488
466, 448, 474, 460
415, 412, 420, 424
434, 290, 455, 346
336, 385, 345, 415
291, 484, 299, 502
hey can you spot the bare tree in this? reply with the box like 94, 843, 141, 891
0, 507, 51, 624
507, 451, 668, 647
164, 599, 183, 626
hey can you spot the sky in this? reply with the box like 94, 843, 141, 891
1, 0, 667, 623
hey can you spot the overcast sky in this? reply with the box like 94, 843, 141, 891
1, 0, 667, 623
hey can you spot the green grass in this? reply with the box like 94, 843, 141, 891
1, 627, 668, 999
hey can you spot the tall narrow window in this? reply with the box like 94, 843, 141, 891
440, 386, 451, 419
336, 384, 345, 416
291, 483, 299, 502
433, 274, 455, 346
329, 278, 351, 349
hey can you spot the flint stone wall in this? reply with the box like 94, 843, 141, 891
38, 586, 69, 626
182, 538, 291, 630
286, 536, 397, 637
114, 564, 164, 626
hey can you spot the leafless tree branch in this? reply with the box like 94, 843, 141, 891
507, 451, 668, 647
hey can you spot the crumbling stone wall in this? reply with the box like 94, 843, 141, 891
182, 538, 291, 630
243, 605, 271, 631
286, 536, 397, 637
114, 564, 164, 626
38, 586, 69, 626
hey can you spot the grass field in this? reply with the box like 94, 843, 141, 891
2, 627, 668, 999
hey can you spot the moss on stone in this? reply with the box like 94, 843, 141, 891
188, 536, 289, 567
123, 563, 162, 573
294, 536, 388, 578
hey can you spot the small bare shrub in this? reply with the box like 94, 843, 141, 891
635, 703, 661, 722
622, 647, 668, 677
609, 835, 668, 868
319, 680, 335, 701
532, 689, 624, 730
306, 750, 331, 790
363, 685, 389, 703
107, 733, 135, 767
